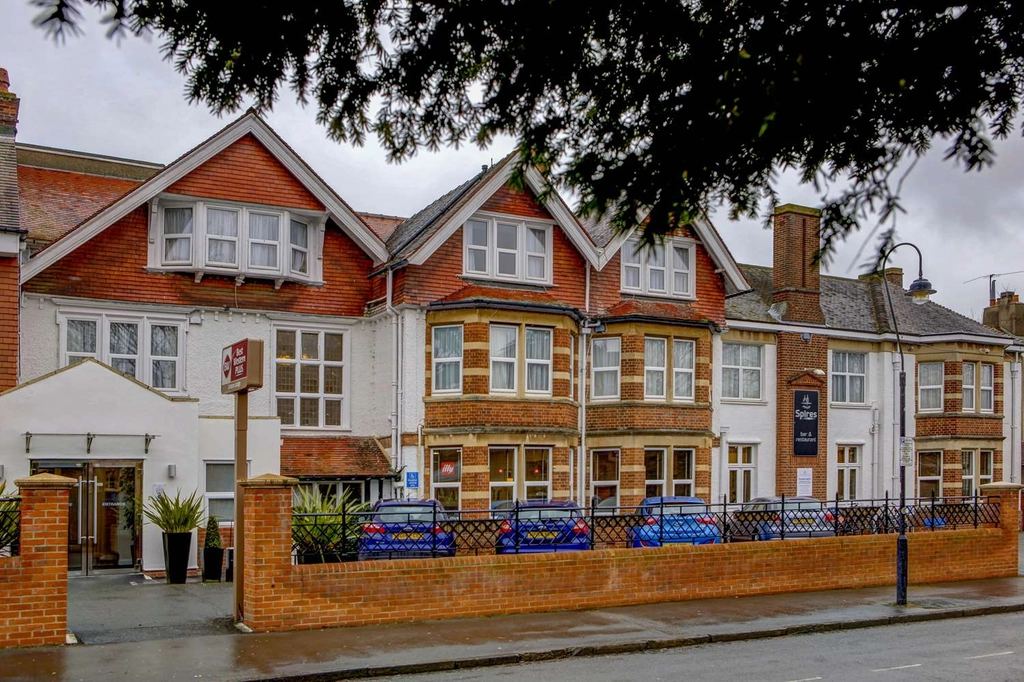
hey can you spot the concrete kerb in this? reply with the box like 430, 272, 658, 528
246, 601, 1024, 682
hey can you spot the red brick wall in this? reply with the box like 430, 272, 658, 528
0, 255, 18, 390
24, 209, 374, 316
240, 480, 1020, 633
0, 475, 75, 648
776, 332, 829, 496
167, 134, 323, 211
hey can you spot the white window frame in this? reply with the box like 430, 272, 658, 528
917, 451, 943, 500
919, 362, 944, 412
727, 444, 756, 504
591, 336, 621, 401
273, 326, 350, 430
644, 448, 667, 499
961, 450, 994, 498
644, 337, 667, 400
620, 237, 696, 300
461, 214, 554, 285
591, 449, 620, 511
837, 445, 860, 502
980, 363, 994, 413
205, 461, 236, 522
58, 311, 187, 393
151, 196, 325, 283
524, 446, 552, 501
432, 325, 463, 394
722, 343, 762, 401
643, 448, 696, 499
489, 446, 517, 511
204, 205, 241, 268
962, 362, 976, 411
672, 339, 695, 402
490, 324, 518, 394
832, 351, 867, 405
106, 318, 141, 379
569, 333, 577, 401
431, 448, 462, 511
525, 327, 552, 395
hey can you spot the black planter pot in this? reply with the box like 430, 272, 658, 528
162, 532, 193, 584
203, 547, 224, 582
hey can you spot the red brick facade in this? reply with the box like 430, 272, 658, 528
0, 255, 17, 391
775, 332, 829, 496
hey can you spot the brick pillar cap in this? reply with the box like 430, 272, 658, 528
980, 482, 1024, 492
774, 203, 821, 217
15, 473, 78, 489
240, 473, 298, 488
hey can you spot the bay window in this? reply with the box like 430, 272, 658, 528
490, 325, 518, 392
644, 448, 695, 498
432, 325, 463, 393
462, 216, 552, 284
919, 362, 944, 412
591, 337, 621, 400
525, 327, 552, 394
673, 339, 695, 401
917, 451, 942, 500
274, 328, 347, 429
620, 237, 695, 299
152, 197, 323, 283
60, 312, 185, 391
644, 337, 666, 399
489, 445, 552, 511
591, 449, 620, 512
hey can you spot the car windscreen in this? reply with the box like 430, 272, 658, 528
646, 504, 708, 515
374, 506, 438, 522
515, 508, 577, 520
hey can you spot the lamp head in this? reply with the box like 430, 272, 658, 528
908, 276, 936, 305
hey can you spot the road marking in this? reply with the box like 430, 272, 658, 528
871, 664, 921, 672
784, 677, 823, 682
966, 651, 1013, 660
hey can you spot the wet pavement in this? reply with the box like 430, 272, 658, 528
0, 573, 1020, 681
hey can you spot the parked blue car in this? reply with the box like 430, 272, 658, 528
358, 499, 455, 560
628, 496, 722, 547
495, 500, 591, 554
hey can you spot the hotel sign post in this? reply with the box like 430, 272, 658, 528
221, 339, 264, 622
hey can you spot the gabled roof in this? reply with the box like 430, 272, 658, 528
585, 212, 750, 293
727, 264, 1013, 341
358, 212, 406, 241
280, 436, 391, 478
21, 111, 388, 283
387, 154, 603, 269
0, 358, 198, 402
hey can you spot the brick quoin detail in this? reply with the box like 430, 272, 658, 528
776, 332, 829, 496
240, 479, 1020, 633
0, 474, 76, 648
0, 255, 18, 391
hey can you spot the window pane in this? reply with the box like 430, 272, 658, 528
672, 245, 689, 272
645, 338, 666, 368
497, 251, 517, 275
849, 376, 864, 403
151, 325, 178, 357
152, 360, 176, 389
723, 343, 740, 366
324, 366, 343, 394
741, 446, 753, 464
249, 213, 280, 241
209, 498, 235, 522
433, 326, 462, 359
467, 220, 488, 247
646, 370, 664, 397
722, 367, 740, 398
674, 371, 693, 399
623, 241, 642, 264
433, 450, 461, 483
981, 452, 993, 476
527, 254, 545, 279
301, 332, 319, 360
468, 249, 487, 273
324, 399, 342, 426
672, 450, 693, 479
299, 398, 319, 426
741, 345, 761, 367
592, 338, 620, 368
164, 237, 191, 262
645, 450, 664, 480
849, 469, 857, 500
919, 453, 942, 477
594, 370, 618, 397
112, 358, 136, 377
527, 227, 546, 253
832, 375, 847, 403
490, 448, 515, 481
527, 363, 549, 392
277, 397, 295, 425
324, 333, 343, 362
435, 362, 461, 391
165, 207, 193, 235
300, 365, 319, 393
920, 362, 943, 386
963, 362, 975, 386
593, 450, 619, 480
492, 361, 515, 390
496, 223, 518, 250
290, 220, 308, 248
624, 266, 641, 289
206, 463, 234, 493
250, 243, 278, 268
741, 369, 760, 400
277, 330, 296, 359
647, 244, 665, 267
525, 449, 549, 482
491, 485, 513, 507
276, 364, 296, 392
646, 483, 664, 498
649, 269, 665, 291
673, 340, 694, 369
290, 249, 308, 274
67, 320, 97, 354
526, 328, 551, 360
491, 326, 517, 359
962, 451, 974, 476
208, 208, 238, 237
848, 353, 865, 373
109, 322, 138, 355
435, 487, 460, 511
982, 364, 994, 386
833, 352, 847, 372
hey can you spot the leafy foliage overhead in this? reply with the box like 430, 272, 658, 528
33, 0, 1024, 261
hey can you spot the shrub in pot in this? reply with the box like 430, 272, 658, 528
143, 489, 204, 584
292, 486, 368, 564
202, 515, 224, 582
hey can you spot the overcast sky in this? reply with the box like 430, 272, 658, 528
4, 0, 1024, 321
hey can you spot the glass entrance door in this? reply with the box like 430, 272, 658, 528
30, 461, 142, 574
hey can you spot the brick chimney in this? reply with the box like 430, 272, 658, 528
983, 290, 1024, 336
771, 204, 825, 324
0, 67, 24, 391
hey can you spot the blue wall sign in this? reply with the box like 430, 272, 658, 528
405, 471, 420, 489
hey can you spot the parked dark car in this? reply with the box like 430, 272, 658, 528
728, 497, 840, 541
358, 499, 455, 560
628, 496, 722, 547
495, 500, 591, 554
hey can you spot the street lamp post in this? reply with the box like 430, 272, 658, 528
881, 243, 936, 606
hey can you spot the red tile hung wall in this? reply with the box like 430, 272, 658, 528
0, 255, 18, 391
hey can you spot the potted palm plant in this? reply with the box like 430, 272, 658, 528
202, 515, 224, 582
292, 486, 368, 564
143, 489, 204, 584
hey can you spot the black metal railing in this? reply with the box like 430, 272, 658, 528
0, 497, 20, 558
290, 493, 1001, 563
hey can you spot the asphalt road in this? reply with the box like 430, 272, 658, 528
384, 611, 1024, 682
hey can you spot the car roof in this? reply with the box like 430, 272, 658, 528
747, 497, 822, 503
375, 499, 440, 507
514, 500, 579, 508
639, 496, 707, 505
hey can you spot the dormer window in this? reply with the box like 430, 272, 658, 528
151, 196, 325, 285
621, 237, 695, 299
462, 216, 552, 285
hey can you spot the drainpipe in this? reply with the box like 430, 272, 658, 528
719, 426, 730, 504
1011, 353, 1021, 484
416, 419, 424, 500
891, 355, 901, 496
579, 325, 590, 504
870, 404, 880, 498
397, 307, 405, 478
386, 269, 399, 472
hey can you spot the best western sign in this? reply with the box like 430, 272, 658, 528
221, 339, 264, 394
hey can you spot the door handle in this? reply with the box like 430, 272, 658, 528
77, 478, 86, 544
90, 477, 101, 542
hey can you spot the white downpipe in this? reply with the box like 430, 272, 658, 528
719, 426, 730, 506
1011, 355, 1021, 484
386, 269, 399, 471
416, 419, 424, 500
579, 327, 590, 505
397, 309, 405, 476
870, 404, 880, 498
891, 355, 901, 497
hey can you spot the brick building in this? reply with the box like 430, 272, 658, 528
0, 68, 1019, 575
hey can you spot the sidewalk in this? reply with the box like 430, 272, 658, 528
2, 574, 1024, 682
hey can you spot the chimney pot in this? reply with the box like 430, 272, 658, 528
0, 69, 9, 93
481, 164, 488, 172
